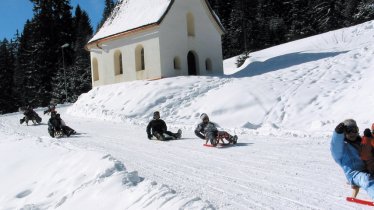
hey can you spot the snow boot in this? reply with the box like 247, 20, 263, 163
176, 129, 182, 139
229, 135, 238, 144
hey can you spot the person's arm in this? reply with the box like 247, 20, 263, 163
194, 124, 205, 139
330, 131, 345, 165
146, 121, 152, 138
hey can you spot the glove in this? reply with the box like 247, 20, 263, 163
335, 122, 346, 134
364, 128, 372, 138
147, 134, 152, 140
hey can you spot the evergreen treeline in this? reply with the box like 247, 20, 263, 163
208, 0, 374, 59
1, 0, 374, 114
0, 0, 111, 114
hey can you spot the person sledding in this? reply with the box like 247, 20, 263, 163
48, 113, 76, 138
19, 105, 42, 125
194, 113, 237, 147
146, 111, 182, 141
330, 119, 374, 205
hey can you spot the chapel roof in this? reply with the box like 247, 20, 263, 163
88, 0, 224, 45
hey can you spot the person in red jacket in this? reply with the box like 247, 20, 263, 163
360, 124, 374, 174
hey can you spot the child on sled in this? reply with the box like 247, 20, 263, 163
194, 113, 237, 146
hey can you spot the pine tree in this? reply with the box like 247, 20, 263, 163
25, 0, 74, 105
15, 20, 44, 107
0, 39, 15, 113
354, 0, 374, 23
52, 6, 93, 102
97, 0, 116, 31
284, 0, 314, 41
310, 0, 346, 32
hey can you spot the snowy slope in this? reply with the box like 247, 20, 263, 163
74, 20, 374, 137
1, 20, 374, 209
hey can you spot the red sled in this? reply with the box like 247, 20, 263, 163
346, 185, 374, 206
346, 197, 374, 206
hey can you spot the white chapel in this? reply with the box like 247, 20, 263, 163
86, 0, 225, 87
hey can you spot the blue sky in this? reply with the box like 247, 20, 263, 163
0, 0, 105, 40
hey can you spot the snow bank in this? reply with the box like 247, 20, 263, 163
0, 134, 212, 210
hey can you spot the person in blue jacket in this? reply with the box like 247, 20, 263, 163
330, 119, 374, 200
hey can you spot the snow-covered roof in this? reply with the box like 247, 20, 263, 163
88, 0, 172, 44
88, 0, 224, 45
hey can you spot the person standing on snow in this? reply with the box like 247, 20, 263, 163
194, 113, 237, 146
331, 119, 374, 200
146, 111, 181, 141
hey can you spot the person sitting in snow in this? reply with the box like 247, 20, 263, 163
360, 123, 374, 174
331, 119, 374, 200
194, 113, 237, 146
19, 105, 42, 125
146, 111, 181, 141
48, 113, 76, 138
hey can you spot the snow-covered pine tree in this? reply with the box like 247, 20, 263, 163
26, 0, 74, 105
97, 0, 116, 31
310, 0, 346, 32
284, 0, 314, 41
354, 0, 374, 23
52, 6, 93, 103
15, 20, 46, 107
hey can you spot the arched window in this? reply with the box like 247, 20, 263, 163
92, 58, 99, 81
174, 57, 181, 70
187, 12, 195, 37
114, 50, 123, 75
205, 58, 212, 71
135, 45, 145, 71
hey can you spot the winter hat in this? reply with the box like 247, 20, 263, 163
200, 113, 209, 121
153, 111, 160, 119
343, 119, 357, 128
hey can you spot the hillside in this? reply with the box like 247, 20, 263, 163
70, 20, 374, 137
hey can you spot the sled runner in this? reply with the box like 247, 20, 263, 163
346, 185, 374, 206
204, 132, 238, 147
346, 197, 374, 206
203, 143, 233, 148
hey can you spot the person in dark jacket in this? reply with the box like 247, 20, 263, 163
48, 113, 76, 138
146, 111, 181, 140
19, 106, 42, 125
195, 113, 237, 146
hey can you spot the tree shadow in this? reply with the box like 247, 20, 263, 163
230, 51, 347, 78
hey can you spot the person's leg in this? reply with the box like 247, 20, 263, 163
153, 131, 165, 141
164, 131, 176, 138
352, 170, 374, 200
206, 132, 217, 146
